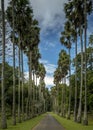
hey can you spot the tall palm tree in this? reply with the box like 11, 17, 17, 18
12, 0, 16, 125
36, 63, 46, 114
82, 0, 88, 125
31, 46, 41, 115
21, 49, 24, 121
54, 67, 61, 114
58, 49, 69, 117
1, 0, 7, 128
18, 36, 21, 122
60, 21, 72, 119
74, 31, 78, 122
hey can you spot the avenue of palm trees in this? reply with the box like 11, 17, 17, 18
0, 0, 93, 129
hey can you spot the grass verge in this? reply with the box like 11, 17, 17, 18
51, 113, 93, 130
0, 114, 46, 130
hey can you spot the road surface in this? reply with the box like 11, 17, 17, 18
32, 114, 65, 130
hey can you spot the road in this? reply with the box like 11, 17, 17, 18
32, 114, 65, 130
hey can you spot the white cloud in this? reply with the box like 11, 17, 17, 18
39, 59, 48, 64
44, 64, 56, 75
40, 59, 56, 75
24, 71, 54, 89
39, 59, 57, 88
24, 72, 29, 80
30, 0, 67, 34
44, 75, 54, 87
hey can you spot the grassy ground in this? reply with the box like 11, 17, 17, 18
51, 113, 93, 130
0, 114, 46, 130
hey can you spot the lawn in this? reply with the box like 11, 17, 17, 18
0, 114, 46, 130
51, 113, 93, 130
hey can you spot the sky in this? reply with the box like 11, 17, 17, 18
30, 0, 68, 89
0, 0, 93, 89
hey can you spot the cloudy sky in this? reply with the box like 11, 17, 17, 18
30, 0, 68, 89
0, 0, 93, 89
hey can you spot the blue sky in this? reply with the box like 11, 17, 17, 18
1, 0, 93, 89
31, 0, 68, 89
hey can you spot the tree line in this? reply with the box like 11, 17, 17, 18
51, 0, 93, 126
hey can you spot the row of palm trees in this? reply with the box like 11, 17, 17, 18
53, 0, 93, 125
53, 50, 69, 116
0, 0, 47, 129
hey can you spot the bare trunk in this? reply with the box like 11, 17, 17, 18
18, 37, 21, 123
77, 26, 83, 123
1, 0, 7, 128
74, 34, 78, 122
61, 79, 64, 117
21, 50, 24, 121
29, 51, 32, 118
83, 0, 88, 125
67, 48, 71, 119
12, 0, 16, 125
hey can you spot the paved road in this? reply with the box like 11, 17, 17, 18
32, 114, 65, 130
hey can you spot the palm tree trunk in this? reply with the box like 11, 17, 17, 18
61, 87, 63, 116
56, 84, 59, 114
12, 0, 16, 125
74, 34, 78, 122
1, 0, 7, 128
61, 79, 64, 117
18, 37, 21, 123
83, 0, 88, 125
29, 50, 32, 118
32, 71, 35, 116
36, 75, 38, 101
21, 50, 24, 121
77, 26, 83, 123
67, 48, 71, 119
63, 78, 66, 117
26, 97, 29, 120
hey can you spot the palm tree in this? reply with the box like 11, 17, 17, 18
21, 49, 25, 121
12, 0, 16, 125
1, 0, 7, 128
37, 63, 46, 113
82, 0, 91, 125
31, 46, 41, 115
60, 21, 72, 119
58, 49, 69, 117
54, 67, 61, 114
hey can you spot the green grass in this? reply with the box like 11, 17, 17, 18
0, 114, 46, 130
51, 113, 93, 130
